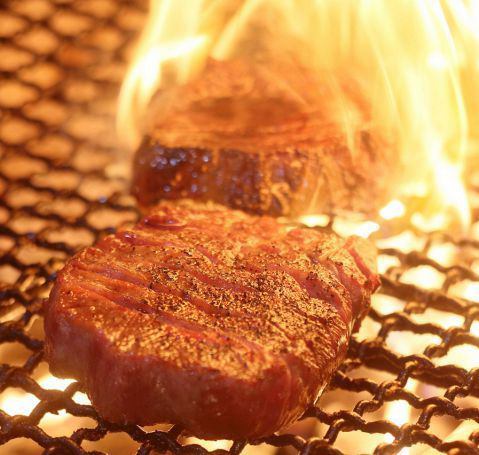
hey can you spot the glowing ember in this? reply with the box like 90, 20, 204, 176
450, 280, 479, 302
380, 200, 406, 221
73, 391, 91, 406
384, 399, 410, 454
0, 374, 76, 417
333, 219, 380, 239
299, 214, 330, 228
0, 388, 40, 417
38, 373, 75, 391
427, 242, 457, 266
400, 265, 445, 290
184, 438, 231, 452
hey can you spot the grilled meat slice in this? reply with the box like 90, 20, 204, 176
44, 201, 380, 440
133, 60, 392, 216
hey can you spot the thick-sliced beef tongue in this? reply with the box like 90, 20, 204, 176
44, 201, 379, 440
133, 60, 393, 216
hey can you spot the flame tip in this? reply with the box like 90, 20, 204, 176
118, 0, 478, 228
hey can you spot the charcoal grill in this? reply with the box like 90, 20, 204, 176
1, 1, 479, 454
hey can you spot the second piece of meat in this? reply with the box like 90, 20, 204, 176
133, 60, 393, 216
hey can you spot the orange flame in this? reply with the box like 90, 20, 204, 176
118, 0, 479, 228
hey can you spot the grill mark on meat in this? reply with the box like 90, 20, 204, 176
195, 244, 220, 264
271, 230, 371, 320
72, 269, 156, 315
73, 280, 155, 316
113, 231, 256, 293
77, 253, 246, 321
75, 267, 283, 371
292, 239, 368, 319
281, 265, 336, 302
82, 251, 322, 370
80, 242, 317, 410
77, 259, 236, 318
148, 264, 325, 370
117, 223, 351, 345
152, 311, 280, 369
53, 282, 276, 382
181, 266, 255, 294
113, 229, 345, 344
155, 268, 323, 367
61, 279, 116, 312
158, 282, 234, 317
275, 265, 351, 325
238, 245, 351, 326
72, 256, 302, 377
96, 221, 349, 372
72, 255, 151, 288
285, 231, 380, 325
114, 235, 257, 294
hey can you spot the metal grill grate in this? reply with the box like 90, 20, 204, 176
1, 1, 479, 454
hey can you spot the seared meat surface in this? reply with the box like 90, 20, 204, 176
133, 60, 392, 216
45, 202, 379, 440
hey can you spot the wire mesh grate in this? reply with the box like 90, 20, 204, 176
1, 1, 479, 454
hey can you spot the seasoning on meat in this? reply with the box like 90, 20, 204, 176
133, 60, 392, 216
44, 201, 380, 440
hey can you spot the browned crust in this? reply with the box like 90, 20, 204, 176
133, 60, 393, 216
45, 202, 379, 439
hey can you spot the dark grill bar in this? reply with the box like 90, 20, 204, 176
1, 1, 479, 454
